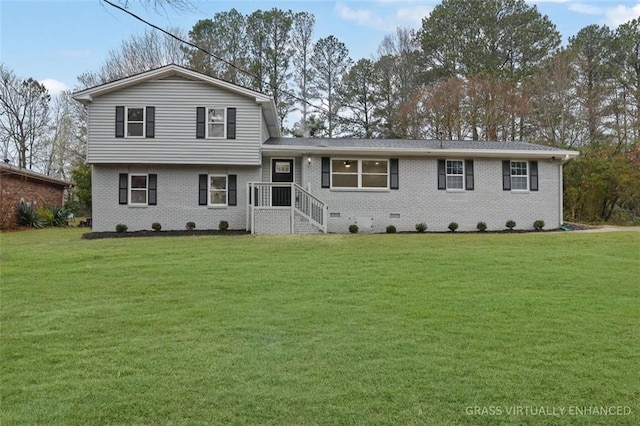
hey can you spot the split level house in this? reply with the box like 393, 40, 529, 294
73, 64, 579, 234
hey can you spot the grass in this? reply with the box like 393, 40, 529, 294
1, 228, 639, 425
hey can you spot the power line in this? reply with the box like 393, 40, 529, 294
101, 0, 346, 131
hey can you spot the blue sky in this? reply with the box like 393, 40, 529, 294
1, 0, 639, 95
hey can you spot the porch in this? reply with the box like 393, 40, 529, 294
246, 182, 328, 234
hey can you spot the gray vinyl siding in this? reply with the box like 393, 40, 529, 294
92, 164, 260, 232
305, 156, 563, 233
87, 78, 262, 165
261, 116, 270, 143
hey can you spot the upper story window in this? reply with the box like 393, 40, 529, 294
510, 161, 528, 191
446, 160, 464, 190
196, 107, 236, 140
331, 159, 389, 189
126, 107, 145, 137
115, 106, 154, 139
207, 108, 226, 138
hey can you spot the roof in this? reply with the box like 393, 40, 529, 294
0, 163, 73, 188
262, 138, 579, 161
72, 64, 281, 138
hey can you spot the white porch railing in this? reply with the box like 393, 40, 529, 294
247, 182, 328, 234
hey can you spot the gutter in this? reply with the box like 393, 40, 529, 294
261, 145, 580, 160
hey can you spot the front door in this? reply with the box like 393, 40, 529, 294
272, 159, 294, 206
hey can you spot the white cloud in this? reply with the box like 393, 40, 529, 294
565, 2, 640, 28
396, 5, 433, 27
567, 3, 602, 15
335, 2, 432, 31
335, 3, 391, 30
39, 79, 70, 96
604, 4, 640, 27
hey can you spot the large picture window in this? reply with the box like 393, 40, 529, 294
126, 107, 145, 137
510, 161, 528, 191
331, 159, 389, 189
129, 174, 148, 205
209, 175, 227, 206
207, 108, 226, 138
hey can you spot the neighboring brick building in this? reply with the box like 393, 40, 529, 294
0, 163, 73, 229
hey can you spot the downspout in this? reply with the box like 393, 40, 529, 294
559, 161, 564, 227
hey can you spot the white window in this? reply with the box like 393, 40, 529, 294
209, 175, 227, 206
129, 174, 148, 205
207, 108, 226, 138
331, 159, 389, 189
510, 161, 528, 191
446, 160, 464, 190
126, 107, 145, 137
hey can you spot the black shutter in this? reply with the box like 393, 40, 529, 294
196, 107, 205, 139
529, 161, 539, 191
199, 174, 208, 205
321, 157, 330, 188
502, 160, 511, 191
115, 106, 125, 138
119, 173, 128, 204
228, 175, 237, 206
390, 158, 399, 190
148, 174, 157, 205
227, 108, 236, 139
465, 160, 474, 190
437, 159, 446, 190
145, 106, 155, 138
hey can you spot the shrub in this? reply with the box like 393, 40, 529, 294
476, 221, 487, 232
49, 207, 69, 227
533, 220, 545, 231
415, 222, 427, 233
386, 225, 396, 233
115, 224, 128, 233
506, 220, 516, 230
37, 207, 54, 226
151, 222, 162, 231
16, 201, 43, 228
186, 221, 196, 231
448, 222, 459, 232
219, 220, 229, 231
348, 224, 359, 234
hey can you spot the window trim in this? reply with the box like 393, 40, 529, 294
445, 159, 465, 191
510, 160, 529, 192
125, 106, 146, 138
129, 173, 148, 206
330, 158, 390, 190
206, 107, 227, 139
208, 174, 228, 207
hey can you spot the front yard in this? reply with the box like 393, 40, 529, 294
1, 228, 638, 424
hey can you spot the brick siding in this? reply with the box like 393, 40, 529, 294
1, 173, 66, 228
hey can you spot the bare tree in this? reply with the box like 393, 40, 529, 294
0, 64, 51, 169
39, 92, 86, 179
78, 28, 188, 87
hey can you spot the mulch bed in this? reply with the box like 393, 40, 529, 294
78, 223, 597, 239
82, 229, 249, 239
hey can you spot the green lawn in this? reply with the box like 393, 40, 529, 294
1, 228, 639, 425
